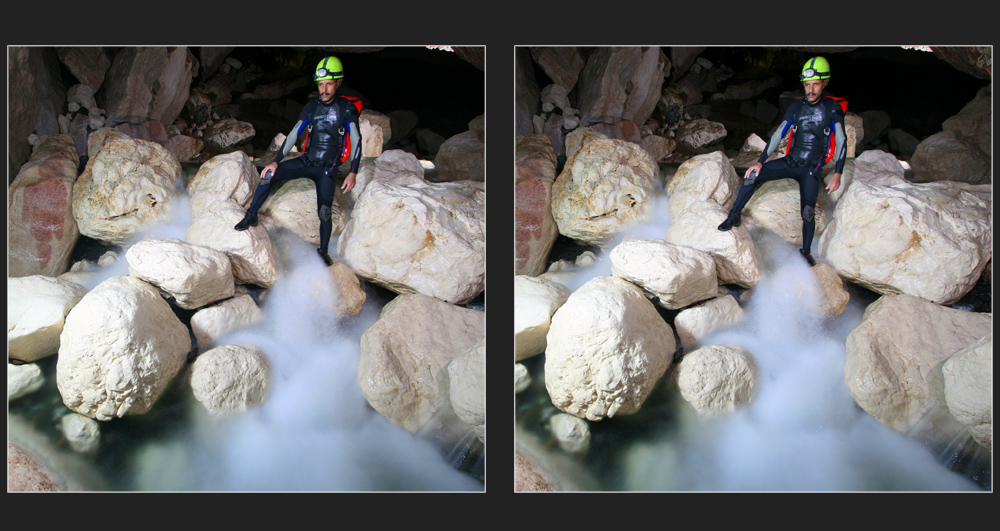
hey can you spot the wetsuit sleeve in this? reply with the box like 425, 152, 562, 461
275, 103, 313, 161
830, 101, 847, 174
758, 103, 797, 165
346, 103, 362, 174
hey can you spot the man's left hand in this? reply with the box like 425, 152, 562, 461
341, 172, 357, 193
826, 172, 842, 194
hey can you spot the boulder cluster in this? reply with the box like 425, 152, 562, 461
515, 46, 991, 490
8, 46, 485, 491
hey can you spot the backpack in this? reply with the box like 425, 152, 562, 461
301, 95, 364, 164
784, 95, 848, 164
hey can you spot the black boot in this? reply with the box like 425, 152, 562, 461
317, 248, 334, 266
799, 248, 817, 267
234, 210, 258, 231
718, 209, 742, 231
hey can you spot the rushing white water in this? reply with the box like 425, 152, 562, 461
67, 179, 483, 491
532, 184, 980, 491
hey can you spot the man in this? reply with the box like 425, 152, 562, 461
717, 56, 846, 267
234, 55, 362, 267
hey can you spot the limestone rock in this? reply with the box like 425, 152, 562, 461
347, 149, 422, 203
818, 178, 991, 305
515, 134, 560, 276
941, 84, 991, 157
338, 174, 485, 305
72, 128, 181, 246
7, 442, 63, 491
325, 261, 367, 318
549, 413, 590, 454
677, 118, 727, 148
676, 344, 757, 414
186, 200, 279, 288
126, 238, 235, 310
360, 109, 391, 157
57, 276, 192, 421
187, 151, 259, 218
745, 178, 831, 247
8, 134, 81, 277
844, 294, 992, 439
102, 47, 167, 126
514, 275, 571, 362
448, 338, 486, 444
673, 294, 746, 349
551, 129, 658, 247
810, 262, 851, 317
530, 47, 585, 92
666, 150, 742, 218
189, 293, 263, 349
8, 275, 89, 363
189, 344, 270, 414
261, 176, 350, 245
60, 413, 100, 454
942, 333, 992, 451
545, 276, 676, 421
9, 363, 45, 401
609, 239, 717, 310
666, 202, 760, 288
909, 129, 990, 185
515, 363, 531, 394
434, 126, 484, 182
203, 118, 256, 149
358, 294, 484, 442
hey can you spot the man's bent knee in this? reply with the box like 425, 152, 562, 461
802, 205, 815, 223
319, 205, 332, 222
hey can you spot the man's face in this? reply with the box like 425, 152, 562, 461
318, 79, 338, 103
803, 79, 826, 103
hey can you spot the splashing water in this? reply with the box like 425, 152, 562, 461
22, 177, 483, 491
523, 181, 982, 491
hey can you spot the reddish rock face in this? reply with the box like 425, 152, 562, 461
8, 135, 80, 277
515, 135, 559, 276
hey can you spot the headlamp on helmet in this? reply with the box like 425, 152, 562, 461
314, 56, 344, 82
800, 56, 831, 82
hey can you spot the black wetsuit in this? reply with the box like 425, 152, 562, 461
728, 94, 846, 253
243, 95, 362, 254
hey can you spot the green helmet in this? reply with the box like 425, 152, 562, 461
314, 56, 344, 82
800, 56, 831, 81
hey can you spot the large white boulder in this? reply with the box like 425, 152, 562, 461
260, 177, 350, 246
57, 276, 192, 421
818, 178, 991, 305
609, 239, 717, 310
448, 338, 486, 445
186, 200, 279, 288
189, 344, 270, 414
675, 344, 757, 415
551, 128, 658, 247
942, 333, 992, 451
71, 128, 181, 245
125, 238, 235, 310
665, 150, 742, 217
8, 363, 45, 401
744, 179, 832, 247
545, 276, 676, 421
186, 150, 259, 217
514, 275, 571, 362
845, 294, 992, 440
358, 294, 484, 442
338, 173, 485, 305
8, 276, 89, 363
666, 201, 760, 288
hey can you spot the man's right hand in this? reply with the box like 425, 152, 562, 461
744, 163, 763, 180
261, 162, 278, 180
